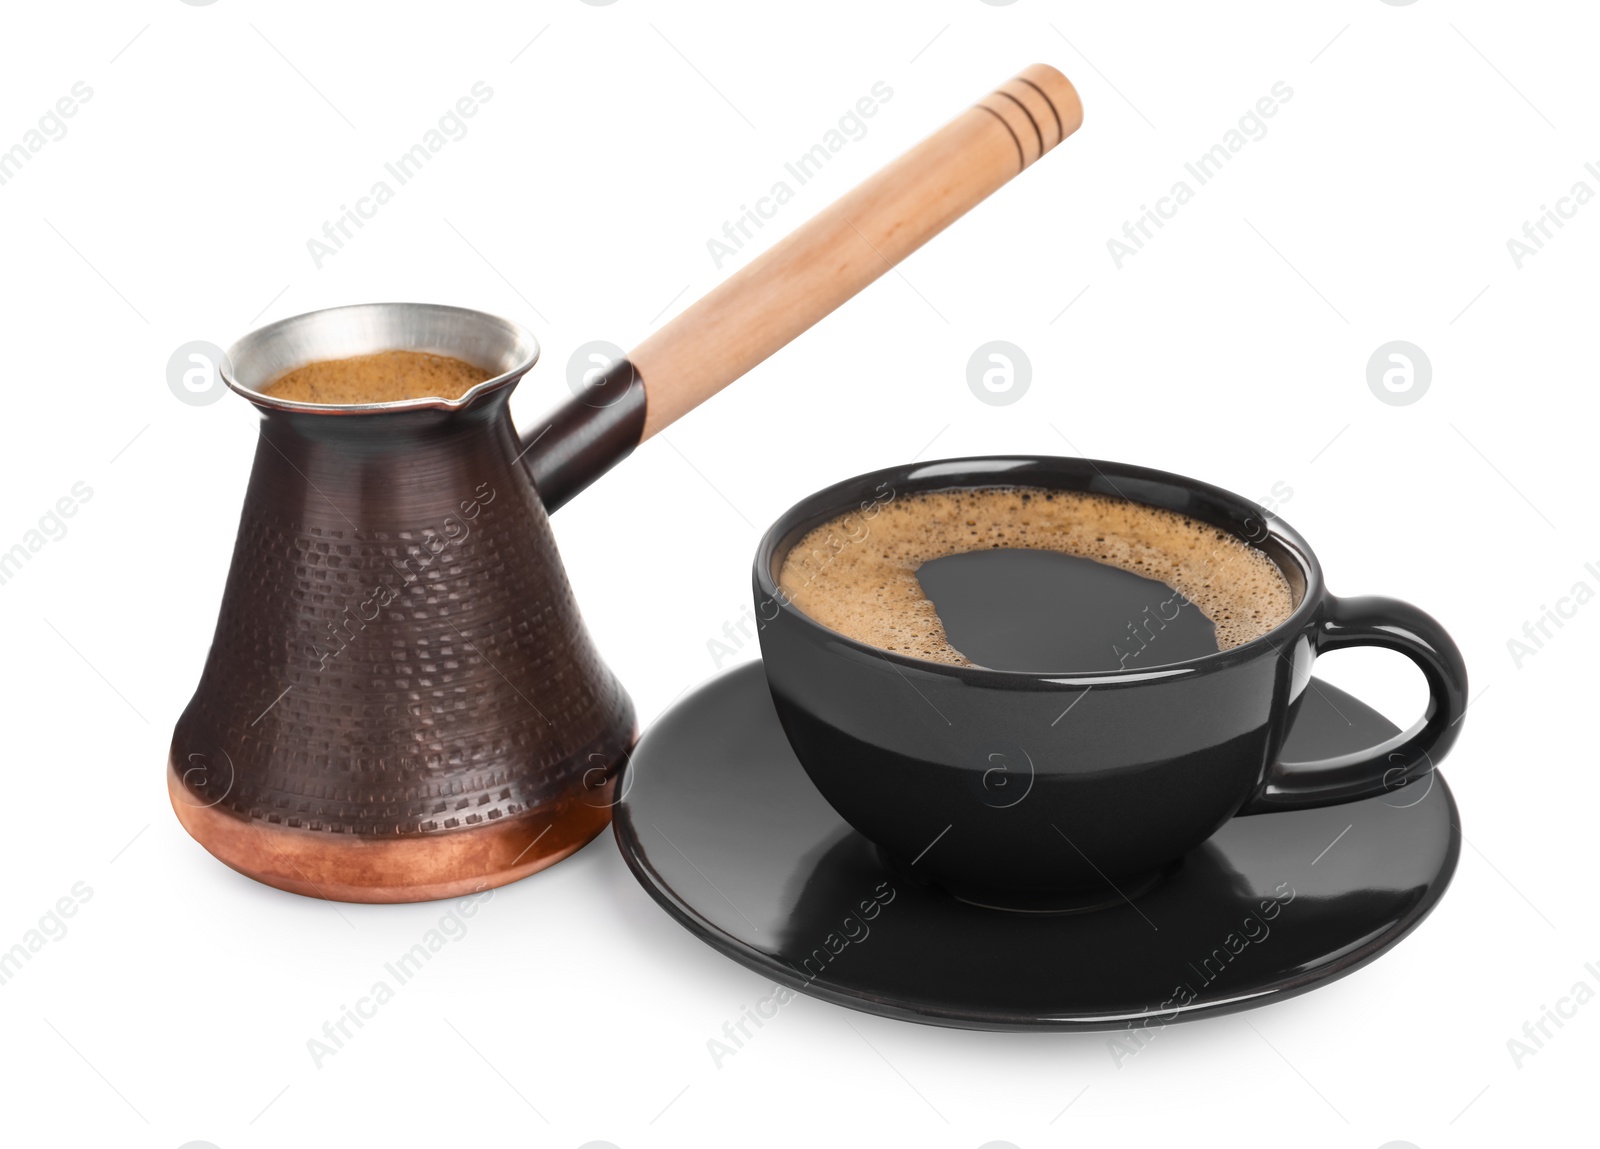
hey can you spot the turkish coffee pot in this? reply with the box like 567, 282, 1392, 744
169, 66, 1083, 901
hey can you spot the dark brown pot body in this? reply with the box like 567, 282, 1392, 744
170, 387, 634, 902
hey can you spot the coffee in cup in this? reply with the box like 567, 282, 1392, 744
777, 486, 1294, 673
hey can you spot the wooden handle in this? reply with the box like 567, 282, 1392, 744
630, 63, 1082, 440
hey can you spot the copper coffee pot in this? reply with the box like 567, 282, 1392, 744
169, 65, 1083, 902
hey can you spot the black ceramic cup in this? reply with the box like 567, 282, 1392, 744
753, 456, 1468, 912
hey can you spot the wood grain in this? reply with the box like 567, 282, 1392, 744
631, 64, 1082, 440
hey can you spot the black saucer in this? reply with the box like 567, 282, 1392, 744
613, 662, 1460, 1031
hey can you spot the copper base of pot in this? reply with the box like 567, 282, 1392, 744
167, 759, 613, 903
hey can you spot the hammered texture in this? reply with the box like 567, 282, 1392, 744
171, 396, 634, 837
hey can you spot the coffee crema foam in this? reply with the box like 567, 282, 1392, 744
777, 487, 1296, 667
261, 350, 491, 405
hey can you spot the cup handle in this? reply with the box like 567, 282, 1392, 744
1241, 594, 1469, 814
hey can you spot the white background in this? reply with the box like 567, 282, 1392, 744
0, 1, 1593, 1146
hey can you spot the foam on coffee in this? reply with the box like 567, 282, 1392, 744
777, 486, 1295, 667
261, 350, 491, 405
